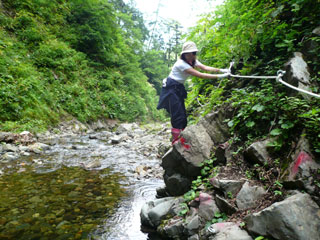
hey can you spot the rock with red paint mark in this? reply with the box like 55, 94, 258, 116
161, 124, 214, 196
245, 193, 320, 240
198, 192, 219, 221
205, 222, 252, 240
284, 150, 320, 194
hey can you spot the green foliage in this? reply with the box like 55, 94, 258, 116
186, 0, 320, 154
0, 0, 167, 132
211, 212, 227, 224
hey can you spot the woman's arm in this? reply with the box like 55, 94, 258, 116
196, 62, 229, 73
184, 68, 229, 79
196, 62, 220, 72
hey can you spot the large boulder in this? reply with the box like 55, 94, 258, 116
198, 109, 231, 144
162, 124, 213, 177
245, 193, 320, 240
161, 124, 214, 196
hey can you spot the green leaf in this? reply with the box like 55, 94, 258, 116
270, 129, 282, 136
252, 104, 265, 112
281, 122, 294, 129
227, 120, 234, 127
246, 121, 255, 127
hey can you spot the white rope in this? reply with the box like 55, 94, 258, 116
275, 70, 320, 98
227, 62, 320, 98
230, 74, 277, 79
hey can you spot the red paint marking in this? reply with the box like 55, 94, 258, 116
180, 137, 191, 150
291, 151, 312, 176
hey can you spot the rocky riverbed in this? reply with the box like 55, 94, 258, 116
0, 120, 171, 239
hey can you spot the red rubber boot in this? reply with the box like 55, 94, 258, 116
171, 128, 182, 145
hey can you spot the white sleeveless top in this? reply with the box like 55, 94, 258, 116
168, 59, 201, 84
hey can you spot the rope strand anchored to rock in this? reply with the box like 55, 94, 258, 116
227, 62, 320, 98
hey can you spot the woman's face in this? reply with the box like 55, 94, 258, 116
185, 52, 197, 62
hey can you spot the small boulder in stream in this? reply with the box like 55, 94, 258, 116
140, 197, 176, 228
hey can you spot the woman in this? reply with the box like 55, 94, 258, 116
157, 41, 230, 146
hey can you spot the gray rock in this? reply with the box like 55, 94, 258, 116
162, 124, 213, 179
83, 159, 101, 169
169, 197, 185, 216
245, 193, 320, 240
91, 120, 105, 130
198, 109, 231, 144
313, 26, 320, 35
179, 124, 214, 167
210, 178, 244, 198
215, 195, 238, 215
116, 123, 137, 134
164, 172, 191, 196
2, 144, 18, 152
284, 52, 312, 99
140, 197, 175, 228
1, 152, 19, 161
215, 145, 227, 165
156, 187, 169, 198
18, 145, 29, 152
236, 182, 266, 210
28, 142, 50, 153
244, 139, 272, 166
0, 132, 8, 142
188, 234, 200, 240
185, 207, 200, 236
284, 150, 320, 195
110, 134, 128, 144
208, 222, 253, 240
158, 216, 185, 238
198, 193, 219, 221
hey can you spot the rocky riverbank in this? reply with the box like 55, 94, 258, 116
0, 119, 171, 177
140, 49, 320, 240
0, 119, 172, 239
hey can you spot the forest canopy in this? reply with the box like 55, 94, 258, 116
0, 0, 171, 132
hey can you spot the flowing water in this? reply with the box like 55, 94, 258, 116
0, 131, 164, 239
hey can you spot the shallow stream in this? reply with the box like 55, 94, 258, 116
0, 132, 164, 239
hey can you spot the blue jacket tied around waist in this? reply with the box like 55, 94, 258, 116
157, 77, 188, 129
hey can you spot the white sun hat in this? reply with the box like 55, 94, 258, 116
180, 41, 198, 55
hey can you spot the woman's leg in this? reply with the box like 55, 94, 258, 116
168, 95, 189, 147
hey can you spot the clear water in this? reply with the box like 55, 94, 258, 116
0, 132, 164, 239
